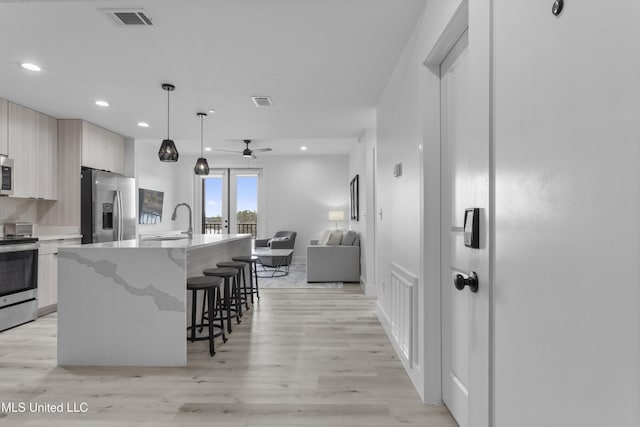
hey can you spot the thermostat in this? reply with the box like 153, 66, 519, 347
463, 208, 480, 249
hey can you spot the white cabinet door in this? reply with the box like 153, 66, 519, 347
37, 113, 58, 199
0, 98, 8, 156
82, 121, 124, 174
8, 102, 38, 198
7, 102, 58, 199
37, 238, 81, 309
37, 253, 57, 309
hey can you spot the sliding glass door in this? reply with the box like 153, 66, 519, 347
202, 169, 263, 238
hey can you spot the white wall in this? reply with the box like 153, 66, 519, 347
259, 154, 349, 263
493, 1, 640, 426
375, 7, 426, 398
134, 141, 187, 234
348, 129, 376, 293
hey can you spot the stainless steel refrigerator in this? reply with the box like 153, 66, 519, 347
81, 167, 136, 244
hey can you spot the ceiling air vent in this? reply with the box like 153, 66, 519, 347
101, 9, 153, 26
251, 96, 273, 108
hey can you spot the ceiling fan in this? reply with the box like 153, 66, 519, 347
215, 139, 272, 159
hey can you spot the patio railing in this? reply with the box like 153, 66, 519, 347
203, 223, 257, 238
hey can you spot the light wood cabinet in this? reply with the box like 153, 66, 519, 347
37, 113, 58, 199
0, 98, 7, 155
7, 101, 57, 199
38, 238, 81, 311
81, 121, 124, 174
41, 119, 125, 227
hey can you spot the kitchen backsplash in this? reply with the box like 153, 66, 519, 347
0, 199, 65, 236
0, 198, 39, 225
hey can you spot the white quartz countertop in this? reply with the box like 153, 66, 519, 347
59, 234, 251, 250
37, 234, 83, 241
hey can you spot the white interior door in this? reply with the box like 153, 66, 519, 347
441, 30, 473, 427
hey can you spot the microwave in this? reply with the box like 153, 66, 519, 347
0, 157, 13, 196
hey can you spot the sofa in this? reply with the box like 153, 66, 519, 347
254, 231, 297, 267
306, 229, 360, 282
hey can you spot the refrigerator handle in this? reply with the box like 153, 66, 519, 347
113, 191, 120, 241
118, 191, 124, 240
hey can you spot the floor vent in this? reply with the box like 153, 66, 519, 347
101, 9, 153, 26
251, 96, 273, 107
390, 263, 418, 367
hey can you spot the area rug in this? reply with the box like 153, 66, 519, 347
257, 264, 343, 289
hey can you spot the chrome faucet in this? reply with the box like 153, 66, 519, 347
171, 203, 193, 239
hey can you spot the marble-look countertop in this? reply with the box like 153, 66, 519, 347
62, 233, 250, 250
57, 233, 251, 366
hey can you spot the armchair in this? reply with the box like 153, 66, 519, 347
254, 231, 297, 267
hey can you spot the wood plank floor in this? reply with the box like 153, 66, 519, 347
0, 286, 457, 426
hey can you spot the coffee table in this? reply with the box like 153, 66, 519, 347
252, 248, 294, 277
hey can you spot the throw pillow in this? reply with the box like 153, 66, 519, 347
267, 236, 288, 247
326, 230, 343, 245
318, 230, 332, 245
340, 230, 357, 246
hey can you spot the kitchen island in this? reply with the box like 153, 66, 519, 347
57, 234, 251, 366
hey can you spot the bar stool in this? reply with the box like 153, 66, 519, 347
203, 267, 241, 333
232, 255, 260, 305
218, 260, 250, 310
187, 276, 225, 356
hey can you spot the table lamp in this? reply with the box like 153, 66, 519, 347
328, 209, 345, 229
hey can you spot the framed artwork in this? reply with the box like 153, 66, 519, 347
139, 188, 164, 224
350, 174, 359, 221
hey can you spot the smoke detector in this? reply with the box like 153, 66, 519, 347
251, 96, 273, 108
100, 9, 153, 26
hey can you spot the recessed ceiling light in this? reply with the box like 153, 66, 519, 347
95, 100, 110, 107
300, 146, 308, 151
205, 147, 212, 152
208, 110, 215, 114
21, 63, 41, 72
137, 122, 149, 128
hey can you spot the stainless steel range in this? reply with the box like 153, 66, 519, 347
0, 236, 38, 332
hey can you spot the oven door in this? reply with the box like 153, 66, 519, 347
0, 243, 38, 302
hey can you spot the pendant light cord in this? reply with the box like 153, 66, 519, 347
166, 89, 170, 139
200, 115, 204, 157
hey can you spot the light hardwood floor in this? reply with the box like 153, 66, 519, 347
0, 286, 457, 426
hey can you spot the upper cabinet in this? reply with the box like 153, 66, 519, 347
81, 121, 124, 175
0, 98, 7, 155
7, 101, 58, 199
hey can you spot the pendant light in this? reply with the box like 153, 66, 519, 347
158, 83, 179, 162
194, 112, 210, 175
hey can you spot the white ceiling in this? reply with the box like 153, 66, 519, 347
0, 0, 425, 155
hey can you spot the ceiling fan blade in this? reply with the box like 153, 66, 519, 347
251, 153, 257, 159
252, 148, 272, 152
214, 148, 243, 153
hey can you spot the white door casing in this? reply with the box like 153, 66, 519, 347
440, 29, 472, 427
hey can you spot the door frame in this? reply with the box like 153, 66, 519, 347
194, 165, 267, 237
420, 1, 493, 425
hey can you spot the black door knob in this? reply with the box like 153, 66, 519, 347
454, 272, 479, 293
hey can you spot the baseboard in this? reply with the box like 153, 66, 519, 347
38, 303, 57, 317
360, 276, 376, 296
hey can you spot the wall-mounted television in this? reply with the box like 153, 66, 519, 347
138, 188, 164, 225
